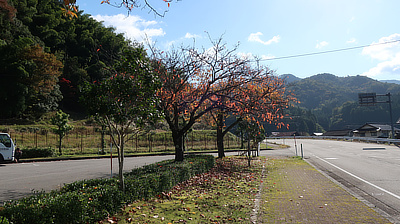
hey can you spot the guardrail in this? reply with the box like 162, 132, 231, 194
266, 136, 400, 145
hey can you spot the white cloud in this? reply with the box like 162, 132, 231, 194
162, 33, 202, 51
237, 52, 275, 62
361, 33, 400, 78
360, 54, 400, 78
184, 33, 201, 39
315, 41, 329, 49
349, 16, 355, 22
346, 38, 357, 44
91, 14, 165, 43
237, 52, 254, 60
248, 32, 280, 45
362, 33, 400, 60
165, 40, 176, 49
261, 54, 276, 60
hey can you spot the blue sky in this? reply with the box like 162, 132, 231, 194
80, 0, 400, 81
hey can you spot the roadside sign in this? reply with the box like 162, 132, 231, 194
358, 93, 376, 106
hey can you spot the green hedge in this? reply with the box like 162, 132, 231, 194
20, 147, 56, 158
0, 155, 215, 224
0, 216, 9, 224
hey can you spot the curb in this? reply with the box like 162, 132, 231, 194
16, 149, 262, 163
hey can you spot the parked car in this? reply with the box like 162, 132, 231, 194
0, 133, 16, 162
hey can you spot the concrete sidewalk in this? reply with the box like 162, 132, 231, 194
256, 156, 393, 223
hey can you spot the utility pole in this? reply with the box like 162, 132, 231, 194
387, 93, 395, 138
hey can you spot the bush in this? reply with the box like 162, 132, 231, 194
0, 155, 215, 224
21, 147, 55, 158
0, 216, 9, 224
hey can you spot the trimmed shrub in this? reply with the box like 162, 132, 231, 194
21, 147, 56, 158
0, 155, 215, 224
0, 218, 9, 224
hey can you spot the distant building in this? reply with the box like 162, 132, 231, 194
313, 133, 324, 136
270, 131, 299, 137
352, 123, 400, 138
323, 129, 353, 137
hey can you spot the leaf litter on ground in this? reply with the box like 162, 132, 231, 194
100, 156, 265, 224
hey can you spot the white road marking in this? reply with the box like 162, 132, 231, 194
315, 155, 400, 201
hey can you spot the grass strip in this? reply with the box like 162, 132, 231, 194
102, 156, 266, 224
259, 157, 391, 223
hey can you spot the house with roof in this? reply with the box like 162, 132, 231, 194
352, 123, 400, 138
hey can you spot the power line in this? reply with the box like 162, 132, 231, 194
256, 39, 400, 61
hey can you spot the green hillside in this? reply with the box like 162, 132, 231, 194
285, 73, 400, 131
0, 0, 130, 120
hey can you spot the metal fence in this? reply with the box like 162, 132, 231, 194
267, 136, 400, 145
8, 129, 242, 154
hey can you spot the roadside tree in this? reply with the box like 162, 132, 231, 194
211, 68, 294, 158
238, 119, 266, 166
51, 110, 73, 155
151, 37, 253, 162
80, 46, 160, 191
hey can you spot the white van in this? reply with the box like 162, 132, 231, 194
0, 133, 15, 162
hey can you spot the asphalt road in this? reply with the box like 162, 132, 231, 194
267, 138, 400, 222
0, 155, 174, 204
3, 139, 400, 222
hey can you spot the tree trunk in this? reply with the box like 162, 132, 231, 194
118, 136, 125, 192
100, 125, 105, 154
217, 114, 242, 158
58, 135, 63, 155
172, 132, 184, 162
240, 130, 244, 149
217, 113, 225, 158
247, 130, 251, 167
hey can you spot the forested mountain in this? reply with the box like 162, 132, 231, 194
279, 74, 301, 83
289, 73, 400, 109
0, 0, 132, 120
284, 73, 400, 132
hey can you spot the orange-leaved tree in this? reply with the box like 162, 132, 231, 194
61, 0, 78, 19
150, 37, 249, 161
62, 0, 175, 17
205, 62, 295, 158
100, 0, 174, 17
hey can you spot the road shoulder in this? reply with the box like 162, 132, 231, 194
258, 157, 391, 223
